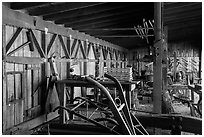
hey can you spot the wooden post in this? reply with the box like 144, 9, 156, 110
67, 35, 71, 78
2, 25, 7, 132
173, 52, 177, 82
56, 83, 66, 124
81, 39, 88, 97
153, 2, 162, 114
41, 30, 48, 114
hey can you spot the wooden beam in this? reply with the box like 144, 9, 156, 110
164, 10, 201, 23
29, 30, 46, 58
3, 111, 59, 135
54, 3, 135, 24
71, 39, 78, 57
96, 35, 154, 38
43, 2, 117, 21
66, 11, 151, 28
164, 2, 200, 10
53, 58, 127, 63
26, 31, 35, 51
74, 40, 80, 58
66, 36, 71, 78
10, 2, 51, 10
67, 35, 72, 55
78, 40, 87, 59
153, 2, 162, 114
86, 42, 91, 57
114, 49, 119, 60
7, 41, 31, 56
58, 35, 70, 58
72, 18, 140, 30
164, 16, 201, 26
92, 44, 98, 60
57, 6, 146, 25
80, 27, 154, 31
41, 31, 48, 113
107, 47, 113, 60
29, 2, 101, 16
164, 3, 201, 16
102, 46, 108, 60
2, 5, 127, 52
47, 34, 57, 54
6, 27, 23, 53
4, 56, 45, 65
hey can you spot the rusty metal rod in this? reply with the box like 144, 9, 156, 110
85, 76, 132, 134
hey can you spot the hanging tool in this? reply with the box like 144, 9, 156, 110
44, 56, 60, 114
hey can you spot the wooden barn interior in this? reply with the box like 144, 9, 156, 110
2, 2, 202, 135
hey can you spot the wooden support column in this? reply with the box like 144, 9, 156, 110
95, 43, 100, 77
83, 39, 88, 76
173, 52, 177, 81
41, 31, 48, 113
56, 83, 66, 124
153, 2, 162, 114
81, 39, 88, 97
67, 35, 71, 78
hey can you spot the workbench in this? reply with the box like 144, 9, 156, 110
55, 79, 136, 123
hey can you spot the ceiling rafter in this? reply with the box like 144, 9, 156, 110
28, 2, 102, 16
55, 4, 139, 24
67, 12, 152, 29
5, 2, 202, 49
167, 21, 201, 31
43, 3, 144, 21
164, 2, 200, 9
164, 16, 202, 26
164, 11, 201, 23
63, 8, 150, 27
164, 3, 201, 16
10, 2, 51, 10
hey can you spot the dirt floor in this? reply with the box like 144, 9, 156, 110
136, 96, 193, 115
133, 97, 200, 135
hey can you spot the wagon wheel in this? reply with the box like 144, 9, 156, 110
68, 96, 122, 133
54, 105, 120, 134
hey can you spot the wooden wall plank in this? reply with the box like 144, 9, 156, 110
2, 5, 127, 52
56, 37, 62, 79
5, 26, 15, 129
2, 62, 7, 131
13, 27, 19, 126
71, 39, 78, 57
2, 25, 7, 132
58, 35, 70, 59
2, 5, 130, 131
66, 36, 71, 78
47, 34, 57, 54
32, 30, 41, 109
18, 28, 24, 124
60, 36, 67, 79
6, 27, 22, 53
22, 28, 32, 120
6, 74, 15, 128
